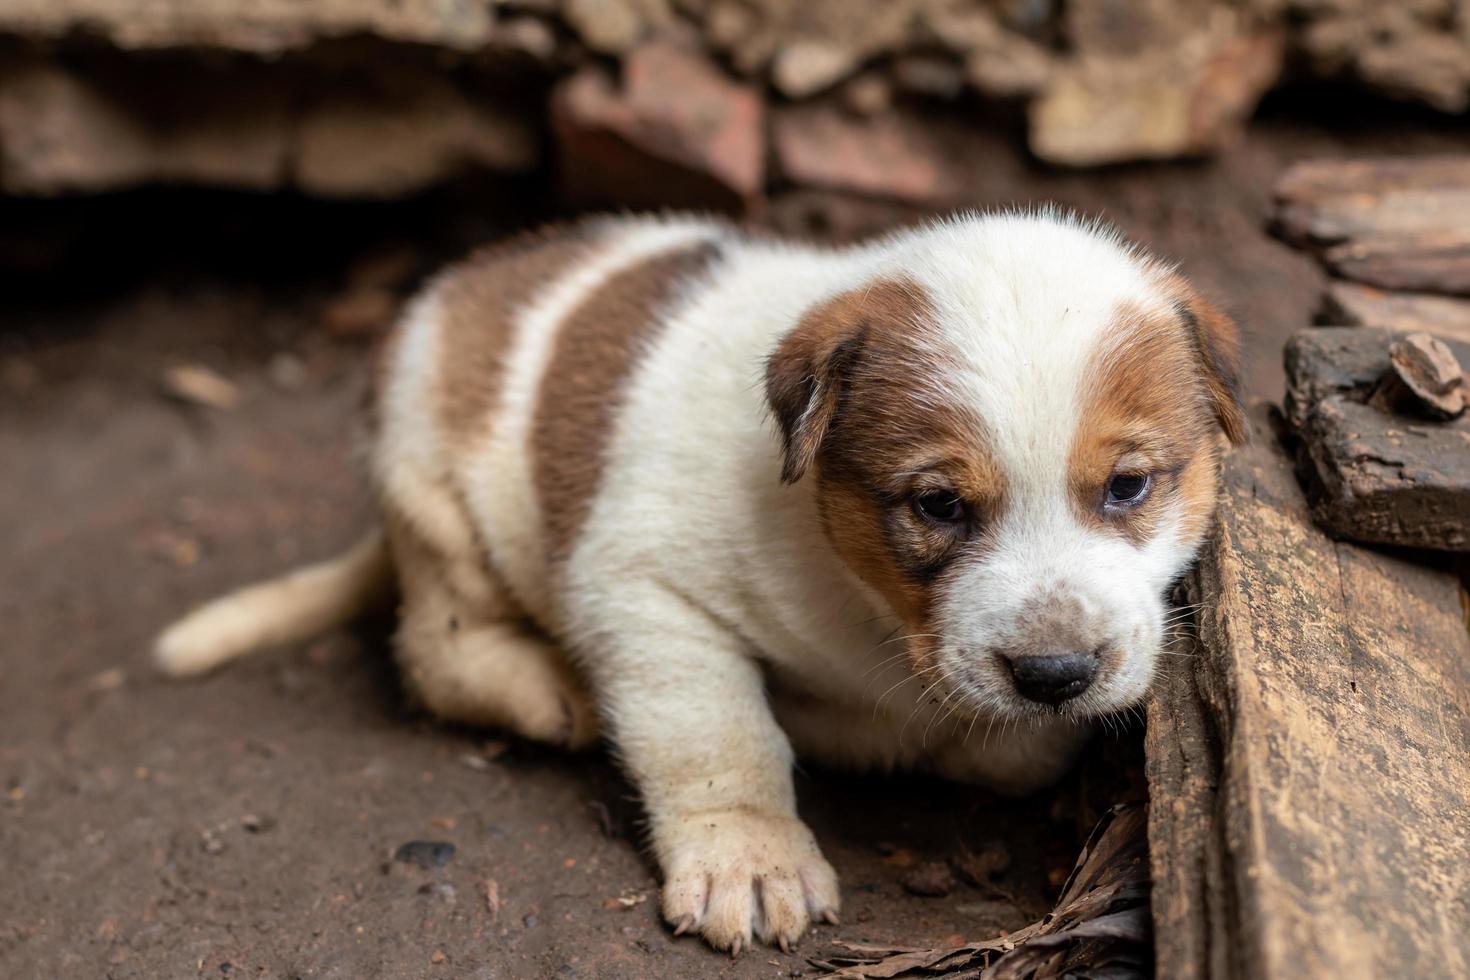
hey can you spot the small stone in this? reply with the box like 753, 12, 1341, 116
239, 813, 276, 834
418, 882, 457, 902
482, 879, 501, 919
552, 42, 764, 211
965, 37, 1052, 99
842, 73, 892, 116
495, 16, 559, 62
564, 0, 661, 54
201, 830, 225, 855
1381, 332, 1466, 420
393, 840, 456, 870
772, 40, 858, 98
163, 364, 240, 411
1029, 27, 1283, 166
773, 106, 962, 204
900, 860, 958, 897
429, 949, 446, 964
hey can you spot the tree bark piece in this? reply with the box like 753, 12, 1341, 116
1285, 326, 1470, 549
1375, 332, 1466, 420
1147, 404, 1470, 978
1272, 157, 1470, 297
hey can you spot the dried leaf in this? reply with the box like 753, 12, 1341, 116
813, 803, 1150, 980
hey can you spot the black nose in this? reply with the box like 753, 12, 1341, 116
1004, 652, 1098, 705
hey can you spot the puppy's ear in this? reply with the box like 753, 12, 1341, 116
765, 295, 870, 484
1174, 289, 1248, 446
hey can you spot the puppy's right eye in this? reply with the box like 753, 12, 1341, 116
913, 490, 966, 524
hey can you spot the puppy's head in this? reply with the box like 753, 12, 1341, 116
766, 212, 1245, 720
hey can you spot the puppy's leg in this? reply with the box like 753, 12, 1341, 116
585, 585, 840, 953
385, 510, 597, 749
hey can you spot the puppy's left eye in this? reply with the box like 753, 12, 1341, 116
1104, 473, 1152, 510
913, 490, 966, 524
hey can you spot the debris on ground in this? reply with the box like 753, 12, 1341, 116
481, 879, 501, 920
811, 803, 1150, 979
239, 813, 276, 834
900, 861, 959, 898
161, 363, 240, 410
601, 890, 648, 910
951, 840, 1012, 889
392, 840, 456, 870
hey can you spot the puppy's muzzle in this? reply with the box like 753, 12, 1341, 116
1002, 649, 1099, 705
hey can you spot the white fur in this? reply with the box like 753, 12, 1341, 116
156, 210, 1218, 954
459, 217, 727, 628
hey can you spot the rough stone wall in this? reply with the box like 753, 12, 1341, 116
0, 0, 1465, 202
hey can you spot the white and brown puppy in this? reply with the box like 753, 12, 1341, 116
155, 210, 1245, 954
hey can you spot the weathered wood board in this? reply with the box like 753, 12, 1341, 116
1284, 327, 1470, 550
1147, 405, 1470, 979
1144, 634, 1232, 980
1272, 157, 1470, 296
1322, 281, 1470, 345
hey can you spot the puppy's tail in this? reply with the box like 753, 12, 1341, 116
153, 529, 394, 677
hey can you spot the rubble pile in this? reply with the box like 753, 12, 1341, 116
1, 0, 1467, 202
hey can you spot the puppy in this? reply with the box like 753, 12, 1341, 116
156, 210, 1245, 954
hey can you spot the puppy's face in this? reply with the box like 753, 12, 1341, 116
767, 216, 1245, 721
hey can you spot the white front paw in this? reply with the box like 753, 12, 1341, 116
658, 808, 840, 954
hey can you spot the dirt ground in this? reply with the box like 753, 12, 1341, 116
4, 102, 1467, 979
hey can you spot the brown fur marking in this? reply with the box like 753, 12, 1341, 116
767, 278, 1006, 643
434, 225, 601, 446
532, 241, 722, 566
1069, 297, 1238, 546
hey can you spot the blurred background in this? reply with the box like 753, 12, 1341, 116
2, 1, 1468, 977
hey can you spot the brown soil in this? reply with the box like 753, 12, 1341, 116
3, 106, 1466, 979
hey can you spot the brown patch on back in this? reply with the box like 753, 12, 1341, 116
532, 241, 721, 566
433, 225, 601, 446
766, 278, 1006, 634
1069, 298, 1232, 546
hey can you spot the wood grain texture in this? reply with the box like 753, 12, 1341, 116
1145, 638, 1233, 980
1148, 404, 1470, 978
1284, 327, 1470, 549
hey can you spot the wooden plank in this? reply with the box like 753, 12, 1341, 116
1322, 281, 1470, 345
1272, 157, 1470, 296
1145, 636, 1233, 980
1283, 327, 1470, 550
1149, 404, 1470, 979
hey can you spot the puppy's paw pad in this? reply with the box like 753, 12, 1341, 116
659, 810, 840, 954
